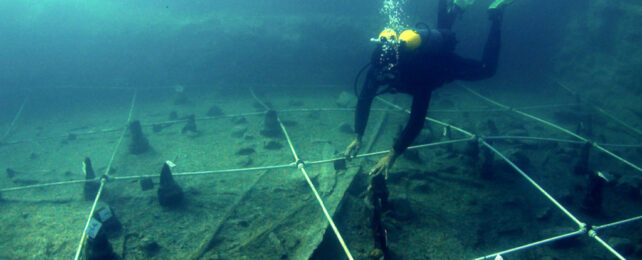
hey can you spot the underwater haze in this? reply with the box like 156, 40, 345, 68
1, 0, 641, 259
1, 0, 380, 88
1, 0, 586, 89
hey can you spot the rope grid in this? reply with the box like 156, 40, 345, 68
0, 86, 639, 259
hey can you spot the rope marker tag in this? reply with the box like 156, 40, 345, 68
97, 207, 113, 222
86, 218, 102, 239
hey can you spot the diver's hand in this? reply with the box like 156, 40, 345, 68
369, 150, 398, 179
345, 137, 362, 159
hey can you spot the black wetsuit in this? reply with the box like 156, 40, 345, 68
355, 12, 502, 155
357, 2, 504, 256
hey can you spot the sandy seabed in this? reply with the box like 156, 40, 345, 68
0, 82, 641, 259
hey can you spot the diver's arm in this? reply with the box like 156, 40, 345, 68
354, 68, 380, 141
450, 11, 502, 81
392, 91, 431, 154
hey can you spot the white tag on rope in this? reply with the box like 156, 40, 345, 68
97, 207, 113, 221
86, 218, 102, 239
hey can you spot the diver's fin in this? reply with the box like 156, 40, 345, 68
454, 0, 476, 9
489, 0, 514, 10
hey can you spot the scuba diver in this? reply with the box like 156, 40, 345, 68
344, 0, 513, 258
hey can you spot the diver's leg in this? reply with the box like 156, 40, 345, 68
450, 9, 503, 81
481, 8, 503, 74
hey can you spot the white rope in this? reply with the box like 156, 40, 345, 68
111, 163, 295, 182
462, 86, 642, 174
298, 166, 354, 260
4, 106, 396, 146
474, 229, 585, 260
2, 139, 472, 193
554, 79, 642, 137
484, 135, 584, 144
429, 103, 578, 113
103, 91, 137, 179
2, 138, 473, 193
0, 179, 94, 193
481, 141, 583, 226
73, 90, 137, 259
376, 97, 475, 137
1, 96, 28, 141
377, 97, 584, 225
141, 111, 268, 127
485, 135, 642, 148
305, 138, 473, 166
73, 178, 106, 260
589, 231, 626, 260
250, 88, 354, 260
594, 215, 642, 231
278, 108, 396, 113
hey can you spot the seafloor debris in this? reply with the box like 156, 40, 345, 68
181, 114, 199, 135
83, 157, 100, 201
6, 168, 18, 178
402, 149, 424, 164
479, 145, 494, 180
140, 177, 154, 191
437, 98, 455, 109
264, 141, 282, 150
140, 236, 161, 257
388, 198, 414, 221
206, 105, 224, 117
508, 150, 531, 168
67, 133, 77, 141
333, 158, 347, 171
173, 85, 190, 105
233, 116, 247, 125
231, 125, 248, 138
415, 127, 435, 144
581, 170, 607, 215
236, 147, 256, 155
607, 237, 636, 257
485, 119, 500, 136
253, 101, 273, 111
281, 120, 297, 127
11, 179, 39, 185
152, 123, 170, 133
129, 120, 151, 154
573, 142, 591, 176
158, 162, 184, 207
169, 111, 178, 120
307, 110, 321, 119
86, 229, 117, 260
237, 157, 253, 167
288, 100, 303, 107
95, 206, 122, 236
616, 174, 642, 200
339, 123, 353, 134
336, 91, 356, 108
261, 110, 281, 138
